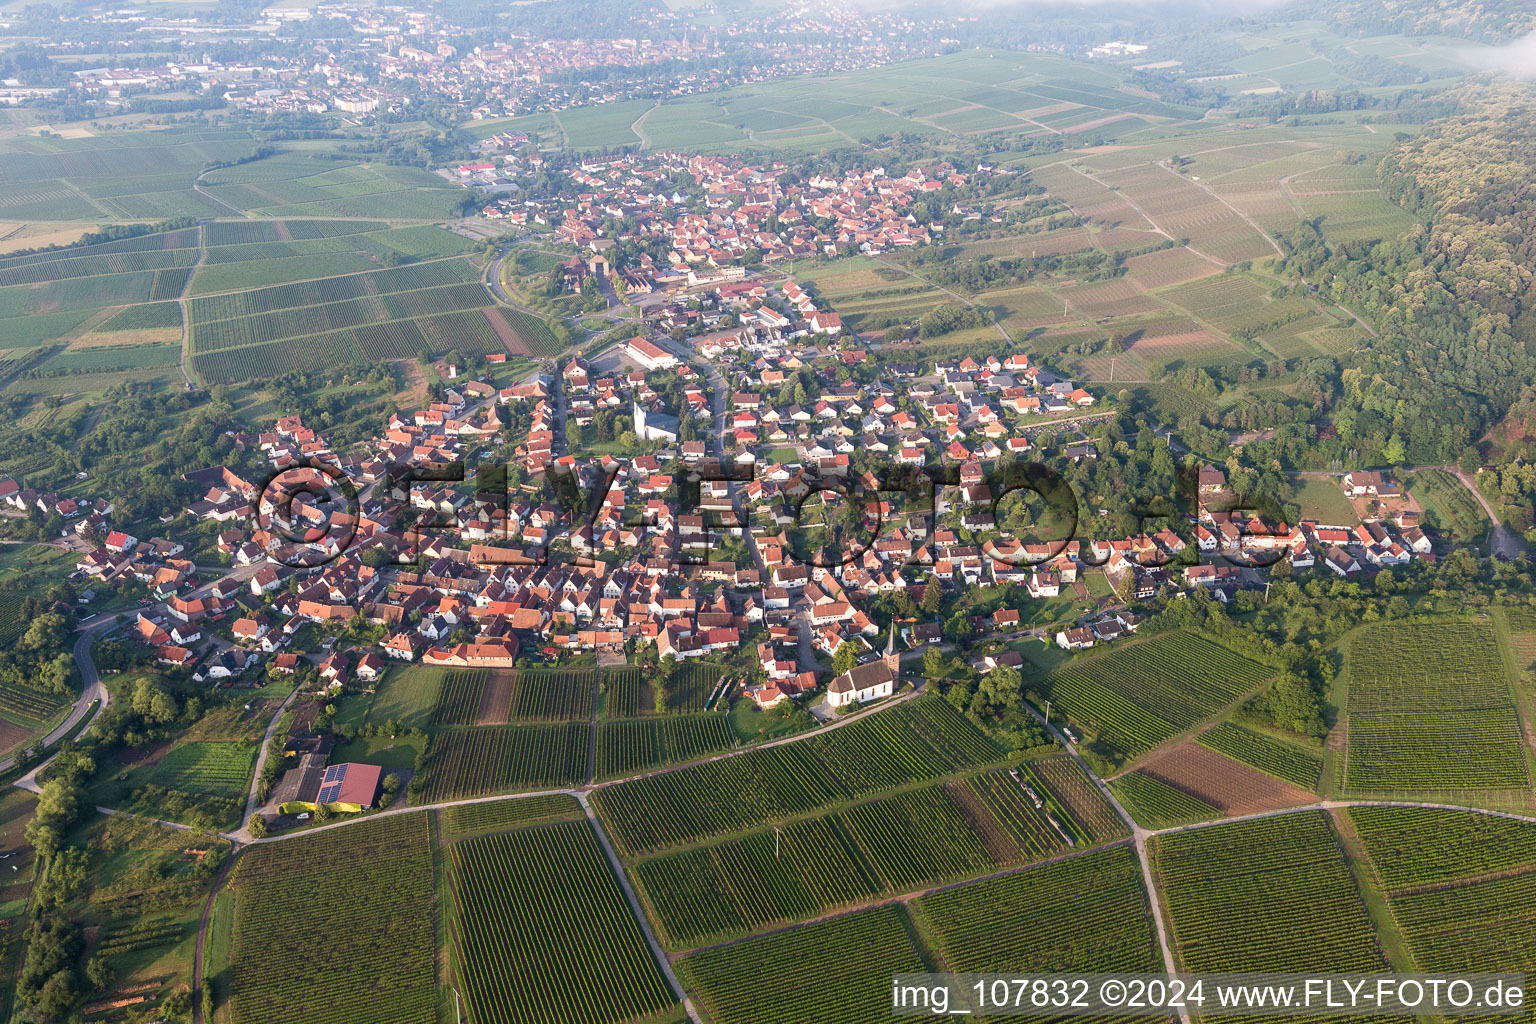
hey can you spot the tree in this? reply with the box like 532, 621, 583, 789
1383, 433, 1406, 466
25, 779, 82, 859
247, 814, 268, 839
920, 582, 943, 615
832, 642, 859, 676
86, 955, 115, 991
943, 611, 972, 646
922, 646, 944, 679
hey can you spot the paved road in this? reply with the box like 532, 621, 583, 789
234, 687, 302, 840
0, 614, 119, 775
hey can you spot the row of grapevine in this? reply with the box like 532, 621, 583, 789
596, 715, 735, 778
1151, 810, 1388, 973
629, 763, 1116, 950
227, 814, 437, 1024
593, 695, 1005, 856
422, 722, 588, 799
1198, 722, 1322, 790
451, 821, 677, 1024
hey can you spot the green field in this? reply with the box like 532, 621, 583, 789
1199, 722, 1322, 791
593, 695, 1004, 856
1109, 770, 1220, 829
1034, 631, 1275, 766
1404, 468, 1488, 546
913, 845, 1158, 976
1351, 807, 1536, 985
366, 664, 445, 730
450, 820, 679, 1024
145, 741, 256, 799
630, 763, 1119, 950
1152, 811, 1389, 973
226, 814, 437, 1024
1344, 620, 1529, 793
675, 904, 925, 1024
422, 722, 589, 799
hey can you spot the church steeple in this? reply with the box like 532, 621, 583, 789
882, 620, 900, 676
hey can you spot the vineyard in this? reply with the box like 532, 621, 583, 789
439, 794, 584, 840
1038, 631, 1274, 764
1350, 808, 1536, 985
596, 715, 736, 778
675, 904, 926, 1024
0, 682, 64, 728
145, 741, 256, 799
1152, 811, 1388, 973
913, 846, 1158, 976
1344, 621, 1529, 792
603, 666, 652, 717
1198, 723, 1322, 790
510, 668, 596, 721
593, 696, 1004, 856
421, 722, 588, 799
630, 764, 1112, 950
226, 814, 437, 1024
184, 257, 512, 383
1109, 771, 1219, 829
450, 821, 678, 1024
664, 662, 726, 713
432, 669, 488, 726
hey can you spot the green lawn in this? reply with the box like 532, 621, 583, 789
329, 733, 424, 775
366, 664, 444, 730
1291, 475, 1359, 525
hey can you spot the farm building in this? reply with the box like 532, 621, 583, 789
271, 759, 383, 814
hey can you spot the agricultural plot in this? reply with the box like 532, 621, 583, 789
432, 670, 489, 726
1098, 164, 1275, 264
675, 904, 926, 1024
1152, 811, 1389, 974
438, 793, 584, 840
1029, 162, 1154, 230
603, 666, 652, 717
1199, 723, 1323, 790
422, 722, 589, 799
1344, 621, 1529, 792
596, 715, 736, 778
1124, 246, 1223, 290
1129, 739, 1318, 816
632, 766, 1091, 950
450, 820, 678, 1024
593, 696, 1004, 856
226, 814, 437, 1024
510, 668, 596, 721
1351, 807, 1536, 989
664, 662, 726, 713
186, 257, 509, 382
1109, 770, 1220, 829
914, 846, 1158, 976
0, 682, 64, 729
1036, 630, 1274, 764
144, 741, 255, 800
1403, 468, 1488, 545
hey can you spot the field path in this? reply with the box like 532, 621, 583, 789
1158, 160, 1284, 259
176, 222, 207, 388
579, 791, 702, 1023
240, 687, 301, 827
631, 101, 659, 150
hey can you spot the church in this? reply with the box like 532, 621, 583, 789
826, 625, 901, 708
632, 398, 680, 443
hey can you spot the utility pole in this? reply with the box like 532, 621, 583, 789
774, 825, 782, 859
1043, 700, 1052, 725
